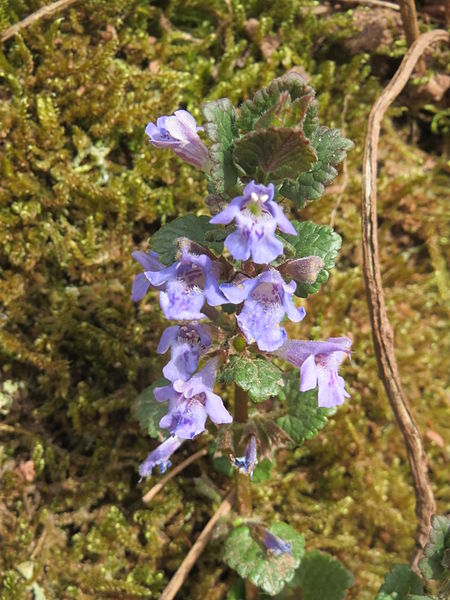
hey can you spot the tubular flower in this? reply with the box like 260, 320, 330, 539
154, 358, 232, 440
263, 531, 293, 556
138, 435, 183, 477
210, 180, 296, 264
142, 247, 227, 321
145, 110, 209, 169
131, 250, 165, 302
231, 435, 258, 480
220, 268, 305, 352
274, 337, 352, 408
157, 324, 212, 382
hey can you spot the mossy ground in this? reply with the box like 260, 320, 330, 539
0, 1, 448, 598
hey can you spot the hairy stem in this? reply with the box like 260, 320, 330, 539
233, 387, 259, 600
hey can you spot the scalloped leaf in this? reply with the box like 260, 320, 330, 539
132, 378, 169, 439
223, 523, 305, 596
375, 565, 425, 600
296, 550, 354, 600
202, 98, 239, 194
280, 126, 354, 208
280, 220, 342, 297
232, 127, 317, 183
277, 373, 335, 445
218, 355, 284, 402
149, 214, 223, 265
237, 73, 316, 132
419, 515, 450, 581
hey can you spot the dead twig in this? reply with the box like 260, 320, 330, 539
0, 0, 79, 43
142, 447, 208, 503
159, 489, 235, 600
361, 28, 449, 569
332, 0, 400, 10
399, 0, 426, 75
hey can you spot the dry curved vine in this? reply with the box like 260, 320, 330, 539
361, 29, 449, 568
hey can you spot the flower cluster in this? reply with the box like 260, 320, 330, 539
133, 109, 352, 478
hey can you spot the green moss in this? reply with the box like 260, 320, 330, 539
0, 1, 448, 599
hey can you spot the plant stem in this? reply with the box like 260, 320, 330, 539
234, 385, 258, 599
361, 29, 448, 568
399, 0, 426, 75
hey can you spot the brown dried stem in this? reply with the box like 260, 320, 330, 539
159, 489, 235, 600
1, 0, 80, 43
399, 0, 426, 75
361, 28, 448, 568
142, 447, 208, 504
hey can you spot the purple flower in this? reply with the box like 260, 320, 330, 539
145, 110, 209, 169
131, 250, 165, 302
154, 358, 232, 439
264, 531, 292, 556
210, 181, 296, 264
275, 337, 352, 408
139, 435, 183, 477
158, 324, 212, 382
220, 268, 306, 352
138, 247, 227, 320
231, 436, 258, 480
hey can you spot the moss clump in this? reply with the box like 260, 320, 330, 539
0, 1, 448, 598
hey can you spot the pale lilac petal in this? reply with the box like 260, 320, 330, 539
300, 354, 318, 391
132, 250, 164, 271
317, 367, 347, 408
154, 384, 177, 403
139, 435, 183, 477
266, 200, 297, 235
225, 229, 252, 261
174, 109, 198, 133
205, 391, 233, 424
282, 297, 305, 323
159, 280, 206, 321
210, 197, 244, 225
220, 277, 257, 304
244, 180, 274, 202
131, 273, 151, 302
157, 326, 179, 354
249, 228, 284, 264
196, 357, 219, 390
162, 343, 199, 382
264, 531, 292, 556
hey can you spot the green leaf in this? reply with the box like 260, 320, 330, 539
132, 379, 169, 439
149, 215, 224, 265
375, 564, 425, 600
232, 127, 317, 184
280, 126, 354, 208
237, 73, 316, 132
280, 220, 342, 297
218, 355, 284, 402
277, 373, 335, 445
296, 550, 354, 600
223, 523, 305, 596
252, 458, 273, 483
419, 515, 450, 581
202, 98, 239, 193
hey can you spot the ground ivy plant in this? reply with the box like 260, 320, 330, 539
132, 73, 356, 597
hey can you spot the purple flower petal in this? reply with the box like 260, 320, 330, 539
209, 180, 295, 264
205, 391, 233, 424
274, 337, 352, 407
264, 531, 292, 556
139, 436, 183, 477
231, 436, 258, 479
300, 353, 318, 391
